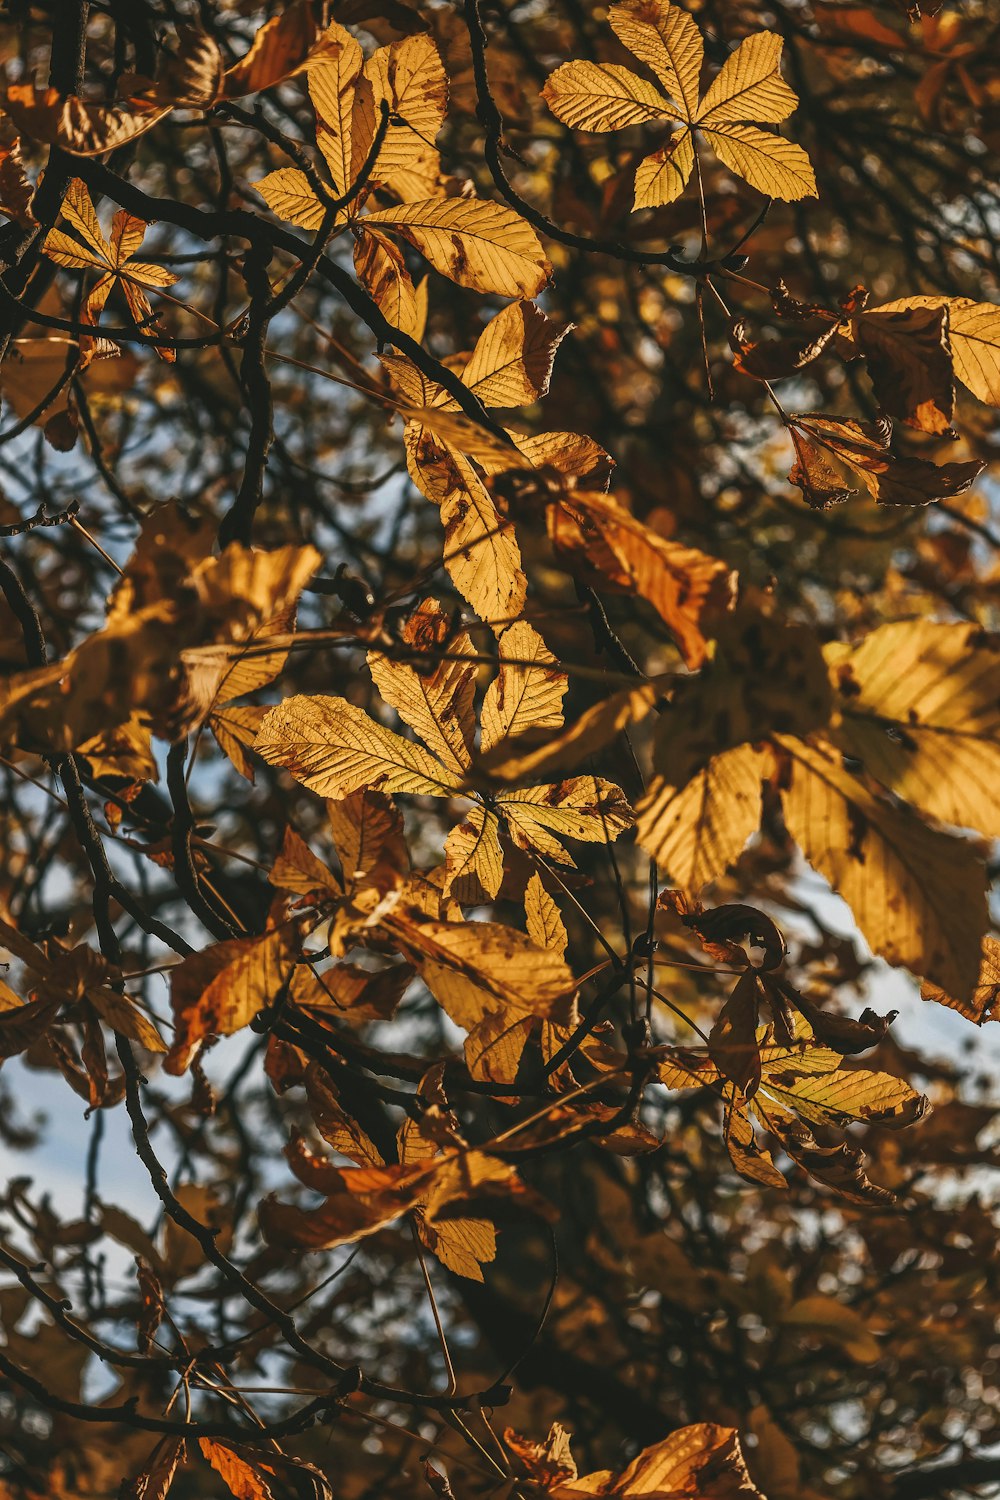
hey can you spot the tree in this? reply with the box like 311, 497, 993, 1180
0, 0, 998, 1495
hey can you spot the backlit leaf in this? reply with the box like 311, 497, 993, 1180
363, 198, 551, 298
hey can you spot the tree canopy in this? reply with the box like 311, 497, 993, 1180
0, 0, 999, 1496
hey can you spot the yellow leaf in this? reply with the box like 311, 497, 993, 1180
253, 167, 325, 231
222, 0, 330, 98
353, 228, 424, 338
695, 31, 798, 124
269, 827, 340, 898
827, 619, 1000, 838
550, 1423, 764, 1499
761, 1061, 926, 1131
444, 804, 505, 902
166, 928, 298, 1074
525, 873, 567, 955
198, 1440, 276, 1500
542, 1, 815, 209
457, 300, 569, 410
541, 61, 670, 131
497, 776, 634, 863
5, 84, 168, 156
703, 122, 817, 200
465, 1009, 535, 1084
88, 989, 167, 1054
609, 0, 704, 118
309, 23, 364, 200
386, 912, 577, 1028
260, 1147, 521, 1269
478, 679, 661, 783
210, 704, 267, 782
636, 745, 763, 890
437, 453, 527, 627
364, 34, 448, 180
255, 695, 462, 799
78, 713, 157, 783
291, 959, 412, 1024
480, 620, 567, 754
327, 790, 408, 889
774, 733, 987, 1006
363, 198, 551, 298
634, 129, 695, 208
306, 1066, 383, 1166
368, 598, 477, 775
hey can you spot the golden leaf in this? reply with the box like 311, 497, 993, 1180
260, 1147, 520, 1269
386, 912, 577, 1028
269, 827, 341, 898
222, 0, 331, 98
255, 695, 463, 799
291, 959, 413, 1024
309, 23, 364, 201
455, 300, 569, 410
480, 620, 567, 753
773, 733, 987, 1006
306, 1066, 383, 1167
197, 1440, 277, 1500
695, 31, 798, 124
704, 122, 818, 201
209, 704, 268, 782
327, 790, 408, 890
609, 1, 703, 118
363, 198, 551, 298
478, 679, 662, 783
549, 1422, 765, 1499
541, 62, 668, 131
497, 776, 634, 863
524, 873, 568, 955
353, 228, 425, 339
464, 1009, 535, 1084
42, 180, 177, 356
166, 927, 298, 1074
437, 452, 527, 627
253, 167, 326, 231
543, 0, 816, 206
368, 598, 477, 775
635, 745, 764, 890
827, 619, 1000, 838
363, 34, 448, 181
444, 804, 505, 902
5, 84, 169, 156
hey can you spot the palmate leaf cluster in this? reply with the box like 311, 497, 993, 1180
0, 1, 1000, 1498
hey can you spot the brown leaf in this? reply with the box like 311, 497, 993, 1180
921, 935, 1000, 1024
136, 1258, 166, 1354
854, 302, 955, 434
548, 490, 735, 668
789, 412, 983, 507
5, 85, 169, 156
166, 927, 299, 1074
709, 968, 763, 1097
122, 1437, 187, 1500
